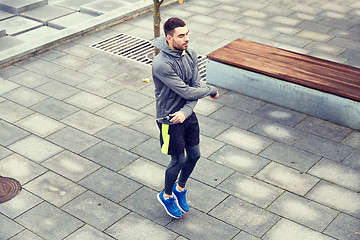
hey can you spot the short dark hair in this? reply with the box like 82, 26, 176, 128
163, 17, 186, 36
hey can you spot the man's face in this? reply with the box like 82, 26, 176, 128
167, 26, 189, 51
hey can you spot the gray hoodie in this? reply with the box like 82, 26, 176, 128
151, 37, 217, 123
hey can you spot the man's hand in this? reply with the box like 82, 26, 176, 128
169, 111, 186, 123
210, 91, 219, 99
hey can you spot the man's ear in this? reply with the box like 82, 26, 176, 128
166, 34, 172, 42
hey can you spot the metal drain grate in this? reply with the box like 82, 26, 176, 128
90, 33, 207, 81
0, 177, 21, 203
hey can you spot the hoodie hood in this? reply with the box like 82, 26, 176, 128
151, 37, 184, 58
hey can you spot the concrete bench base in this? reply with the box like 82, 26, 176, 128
206, 59, 360, 130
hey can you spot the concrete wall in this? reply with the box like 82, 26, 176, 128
206, 59, 360, 130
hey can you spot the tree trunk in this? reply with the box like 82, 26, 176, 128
153, 0, 163, 55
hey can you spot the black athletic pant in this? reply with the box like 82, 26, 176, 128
164, 144, 200, 195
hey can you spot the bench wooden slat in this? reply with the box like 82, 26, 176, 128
208, 47, 360, 101
207, 39, 360, 102
211, 47, 360, 91
225, 39, 360, 86
227, 39, 360, 75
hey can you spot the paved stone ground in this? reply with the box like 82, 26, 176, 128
0, 0, 360, 239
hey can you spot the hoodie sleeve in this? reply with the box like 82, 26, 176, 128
153, 60, 217, 101
179, 50, 201, 118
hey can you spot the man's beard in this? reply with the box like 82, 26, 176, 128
174, 42, 188, 51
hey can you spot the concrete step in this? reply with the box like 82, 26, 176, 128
0, 0, 48, 14
0, 10, 15, 21
14, 26, 59, 42
48, 12, 95, 30
20, 5, 75, 24
53, 0, 98, 11
0, 16, 43, 36
0, 29, 5, 38
0, 36, 24, 50
80, 0, 130, 16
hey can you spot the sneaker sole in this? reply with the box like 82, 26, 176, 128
157, 193, 182, 219
173, 194, 189, 213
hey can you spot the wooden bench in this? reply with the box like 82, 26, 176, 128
206, 39, 360, 130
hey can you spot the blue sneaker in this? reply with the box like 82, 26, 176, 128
173, 183, 190, 213
157, 190, 182, 218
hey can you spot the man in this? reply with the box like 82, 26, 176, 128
151, 17, 219, 219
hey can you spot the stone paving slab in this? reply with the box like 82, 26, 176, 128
184, 178, 228, 213
15, 201, 84, 240
79, 167, 141, 202
17, 114, 65, 137
7, 74, 41, 93
106, 212, 178, 240
23, 171, 86, 207
80, 141, 138, 171
259, 142, 321, 172
308, 158, 360, 191
3, 86, 48, 107
95, 123, 150, 150
9, 229, 43, 240
0, 119, 29, 146
295, 116, 352, 142
233, 231, 261, 240
64, 224, 114, 240
96, 103, 146, 126
342, 130, 360, 148
217, 172, 283, 208
120, 158, 165, 191
0, 16, 42, 36
80, 0, 130, 16
216, 126, 274, 154
209, 196, 280, 238
0, 154, 47, 184
0, 100, 34, 123
120, 186, 174, 226
53, 0, 98, 11
9, 135, 63, 163
48, 12, 95, 29
21, 5, 75, 24
61, 110, 113, 134
0, 0, 47, 14
168, 207, 240, 240
294, 134, 353, 162
31, 97, 79, 120
306, 180, 360, 218
0, 146, 12, 159
42, 150, 100, 182
0, 214, 24, 240
61, 190, 129, 230
0, 189, 43, 219
255, 162, 320, 196
343, 150, 360, 170
47, 126, 100, 153
209, 105, 262, 130
209, 144, 270, 175
323, 213, 360, 240
191, 157, 234, 187
262, 218, 335, 240
249, 119, 306, 145
267, 191, 339, 232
